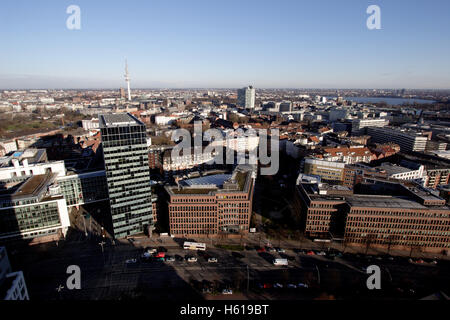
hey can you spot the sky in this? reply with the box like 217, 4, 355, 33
0, 0, 449, 89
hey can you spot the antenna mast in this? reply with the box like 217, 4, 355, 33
124, 59, 131, 101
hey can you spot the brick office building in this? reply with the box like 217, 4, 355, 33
296, 179, 450, 253
165, 165, 256, 238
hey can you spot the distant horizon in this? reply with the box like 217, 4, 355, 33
2, 86, 450, 91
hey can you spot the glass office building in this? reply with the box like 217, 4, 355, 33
99, 113, 153, 238
57, 170, 109, 206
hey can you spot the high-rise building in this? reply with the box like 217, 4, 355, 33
237, 86, 255, 109
99, 113, 153, 238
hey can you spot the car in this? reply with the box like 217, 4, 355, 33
306, 250, 315, 255
208, 257, 218, 263
202, 287, 212, 294
297, 283, 309, 288
165, 256, 175, 262
415, 259, 425, 264
141, 252, 152, 259
316, 251, 326, 256
276, 248, 286, 253
256, 247, 266, 253
274, 283, 283, 289
145, 247, 157, 254
175, 254, 184, 262
287, 284, 297, 289
187, 256, 198, 262
267, 247, 277, 253
222, 289, 233, 295
125, 258, 137, 264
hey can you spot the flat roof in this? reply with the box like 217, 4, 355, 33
180, 174, 232, 188
378, 163, 412, 175
99, 113, 143, 128
346, 195, 427, 210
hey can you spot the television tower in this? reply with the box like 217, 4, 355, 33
124, 59, 131, 101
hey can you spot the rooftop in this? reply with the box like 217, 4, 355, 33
99, 113, 143, 128
166, 165, 254, 196
179, 174, 232, 188
346, 195, 427, 210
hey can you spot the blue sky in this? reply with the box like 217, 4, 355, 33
0, 0, 449, 89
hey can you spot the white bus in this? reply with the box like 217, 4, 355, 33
273, 258, 288, 266
183, 241, 206, 251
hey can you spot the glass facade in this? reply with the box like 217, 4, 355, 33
100, 114, 153, 238
0, 201, 61, 238
58, 171, 109, 206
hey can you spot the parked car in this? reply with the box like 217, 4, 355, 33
256, 247, 266, 253
125, 258, 137, 264
316, 251, 326, 256
141, 252, 152, 260
175, 254, 184, 261
274, 283, 283, 289
187, 256, 198, 262
208, 257, 218, 263
145, 247, 157, 254
202, 287, 212, 294
306, 250, 315, 255
287, 284, 297, 289
298, 283, 309, 288
276, 248, 286, 253
222, 289, 233, 295
165, 256, 175, 262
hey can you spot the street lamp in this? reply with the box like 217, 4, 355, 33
247, 265, 250, 292
315, 264, 320, 285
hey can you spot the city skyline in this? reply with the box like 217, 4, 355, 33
1, 0, 450, 89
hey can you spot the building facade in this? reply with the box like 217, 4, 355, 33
166, 166, 256, 237
0, 247, 29, 300
0, 173, 70, 241
99, 113, 154, 238
296, 180, 450, 253
367, 127, 428, 152
237, 86, 255, 110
